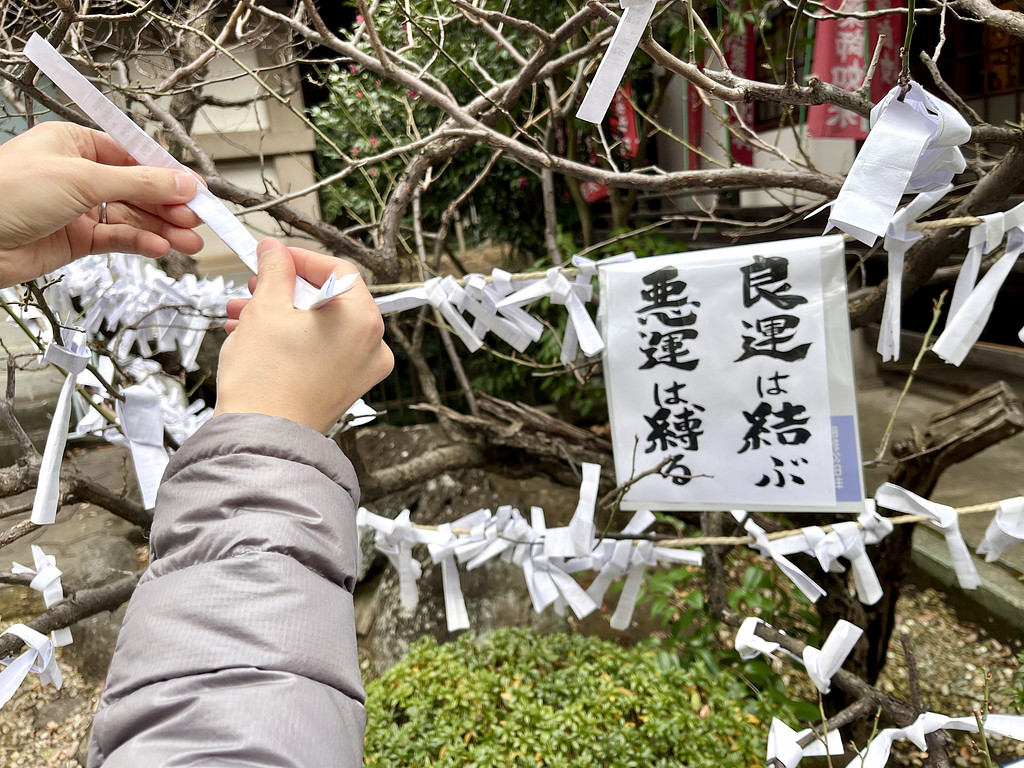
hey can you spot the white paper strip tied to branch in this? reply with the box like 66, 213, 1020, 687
733, 513, 827, 603
855, 712, 1024, 767
827, 83, 971, 247
770, 521, 884, 605
933, 202, 1024, 366
11, 546, 72, 647
878, 185, 954, 362
874, 483, 981, 589
116, 386, 170, 510
0, 625, 62, 709
947, 211, 1008, 320
976, 496, 1024, 562
30, 334, 91, 525
767, 717, 844, 768
801, 619, 863, 694
735, 616, 783, 661
23, 34, 345, 312
576, 1, 657, 124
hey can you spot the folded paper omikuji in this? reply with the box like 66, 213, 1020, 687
828, 82, 971, 247
932, 199, 1024, 366
976, 496, 1024, 562
11, 546, 72, 647
576, 0, 657, 124
0, 625, 62, 709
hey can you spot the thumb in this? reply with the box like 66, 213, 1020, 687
88, 164, 198, 207
252, 238, 298, 306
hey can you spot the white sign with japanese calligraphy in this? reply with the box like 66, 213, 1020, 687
599, 235, 864, 513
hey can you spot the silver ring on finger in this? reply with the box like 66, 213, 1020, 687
100, 202, 108, 224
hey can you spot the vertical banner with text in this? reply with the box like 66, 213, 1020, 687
599, 236, 864, 513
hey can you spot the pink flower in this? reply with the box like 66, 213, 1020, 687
351, 146, 360, 156
356, 14, 364, 23
519, 177, 528, 189
370, 137, 379, 148
370, 168, 377, 177
355, 91, 363, 98
348, 65, 357, 74
407, 90, 417, 99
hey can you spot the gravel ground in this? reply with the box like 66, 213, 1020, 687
0, 584, 1020, 766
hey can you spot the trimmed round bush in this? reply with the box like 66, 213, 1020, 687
363, 628, 778, 767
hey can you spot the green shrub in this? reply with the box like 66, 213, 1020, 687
363, 628, 779, 766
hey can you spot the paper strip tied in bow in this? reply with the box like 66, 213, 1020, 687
877, 185, 953, 362
856, 712, 1024, 767
976, 496, 1024, 562
828, 83, 970, 247
11, 546, 72, 647
31, 333, 90, 525
801, 619, 863, 694
0, 625, 62, 709
769, 520, 884, 605
24, 34, 348, 311
497, 268, 604, 363
734, 512, 826, 603
576, 1, 657, 123
874, 483, 981, 589
116, 385, 170, 510
735, 617, 783, 661
932, 201, 1024, 366
767, 717, 844, 768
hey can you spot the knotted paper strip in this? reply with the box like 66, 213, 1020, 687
976, 496, 1024, 562
735, 616, 783, 661
878, 185, 953, 361
31, 334, 90, 525
855, 712, 1024, 767
828, 83, 970, 247
11, 546, 72, 647
947, 211, 1008, 321
933, 202, 1024, 366
576, 1, 657, 124
116, 385, 170, 510
24, 34, 346, 311
874, 483, 981, 589
801, 619, 863, 694
0, 625, 61, 710
767, 717, 844, 768
734, 513, 827, 603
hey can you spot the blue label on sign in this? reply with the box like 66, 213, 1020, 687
831, 414, 863, 502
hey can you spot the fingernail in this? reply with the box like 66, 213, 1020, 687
174, 172, 195, 197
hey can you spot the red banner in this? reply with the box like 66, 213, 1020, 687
723, 14, 755, 165
807, 0, 903, 138
581, 80, 640, 203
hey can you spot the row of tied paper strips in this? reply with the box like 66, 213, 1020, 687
356, 467, 1023, 633
826, 80, 1024, 366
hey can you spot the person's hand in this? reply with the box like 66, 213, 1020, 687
215, 238, 394, 433
0, 122, 204, 287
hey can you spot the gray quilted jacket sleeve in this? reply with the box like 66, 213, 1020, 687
87, 413, 366, 768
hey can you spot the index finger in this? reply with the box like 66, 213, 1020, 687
289, 247, 359, 288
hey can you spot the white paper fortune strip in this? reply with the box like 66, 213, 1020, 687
576, 1, 657, 124
976, 496, 1024, 562
767, 717, 844, 768
30, 334, 91, 525
855, 712, 1024, 767
828, 83, 971, 247
874, 483, 981, 589
23, 34, 347, 311
932, 201, 1024, 366
801, 619, 863, 694
734, 513, 827, 603
116, 385, 170, 510
0, 624, 61, 710
878, 185, 953, 362
735, 616, 783, 660
11, 546, 72, 647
